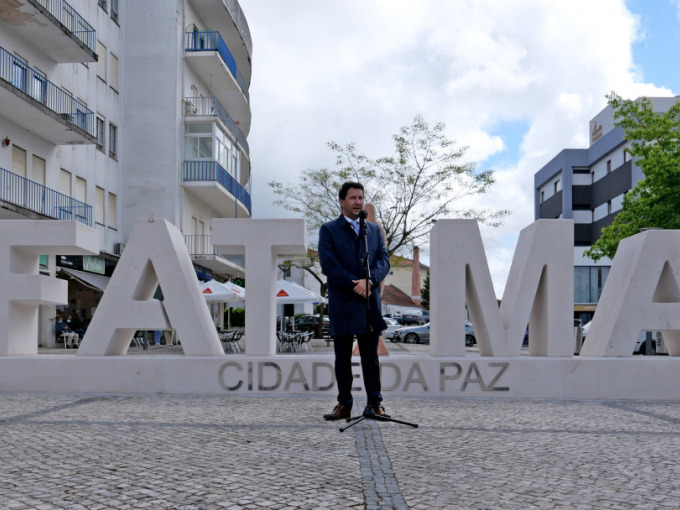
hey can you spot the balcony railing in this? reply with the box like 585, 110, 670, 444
185, 31, 250, 102
184, 234, 245, 266
183, 160, 252, 214
184, 96, 249, 157
0, 45, 96, 137
0, 166, 92, 226
33, 0, 97, 53
223, 0, 252, 59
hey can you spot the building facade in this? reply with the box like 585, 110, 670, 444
0, 0, 252, 345
534, 97, 679, 324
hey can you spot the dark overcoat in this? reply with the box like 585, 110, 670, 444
318, 215, 390, 337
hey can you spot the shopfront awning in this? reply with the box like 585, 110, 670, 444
59, 268, 110, 292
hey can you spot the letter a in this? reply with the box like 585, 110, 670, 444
78, 218, 223, 356
581, 229, 680, 357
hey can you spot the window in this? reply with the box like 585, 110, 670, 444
623, 150, 629, 162
96, 117, 105, 151
574, 266, 610, 304
184, 122, 213, 159
184, 122, 241, 177
606, 160, 612, 174
98, 0, 107, 12
109, 53, 119, 91
108, 192, 117, 228
12, 55, 26, 92
12, 146, 27, 178
554, 179, 561, 194
95, 187, 105, 225
111, 0, 119, 23
75, 177, 86, 203
109, 123, 117, 159
540, 190, 545, 203
96, 41, 107, 82
32, 156, 45, 185
60, 169, 72, 196
607, 200, 612, 215
31, 69, 46, 104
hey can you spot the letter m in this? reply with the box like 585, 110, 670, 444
430, 219, 574, 357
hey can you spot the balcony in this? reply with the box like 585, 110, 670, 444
186, 0, 252, 85
185, 234, 245, 279
0, 166, 92, 226
184, 31, 251, 136
0, 0, 97, 62
183, 161, 251, 218
0, 45, 96, 144
184, 96, 249, 158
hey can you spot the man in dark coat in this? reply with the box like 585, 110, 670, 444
318, 181, 390, 420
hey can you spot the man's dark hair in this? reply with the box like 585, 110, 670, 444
339, 181, 364, 200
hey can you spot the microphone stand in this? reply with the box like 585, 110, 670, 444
359, 210, 371, 336
340, 211, 418, 433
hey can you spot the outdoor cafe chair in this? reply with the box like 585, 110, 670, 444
298, 331, 313, 352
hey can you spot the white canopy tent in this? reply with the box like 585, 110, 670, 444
200, 280, 246, 329
275, 280, 323, 333
276, 279, 321, 304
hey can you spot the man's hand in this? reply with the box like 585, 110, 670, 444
352, 279, 372, 298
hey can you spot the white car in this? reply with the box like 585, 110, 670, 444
582, 321, 661, 355
383, 317, 401, 341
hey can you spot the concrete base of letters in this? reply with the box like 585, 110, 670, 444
0, 353, 677, 400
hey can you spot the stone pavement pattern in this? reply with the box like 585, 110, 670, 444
1, 393, 680, 509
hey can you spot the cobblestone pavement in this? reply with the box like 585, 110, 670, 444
2, 391, 680, 509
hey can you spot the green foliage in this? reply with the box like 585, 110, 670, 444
420, 273, 430, 310
269, 115, 510, 256
226, 307, 245, 328
586, 94, 680, 261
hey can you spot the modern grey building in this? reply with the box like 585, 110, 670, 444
534, 96, 679, 324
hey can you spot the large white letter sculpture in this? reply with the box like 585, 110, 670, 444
581, 229, 680, 357
78, 218, 223, 356
0, 220, 98, 355
430, 219, 574, 357
212, 219, 307, 356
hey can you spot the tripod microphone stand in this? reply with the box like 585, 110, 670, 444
340, 210, 418, 433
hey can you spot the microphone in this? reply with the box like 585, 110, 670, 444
358, 210, 368, 220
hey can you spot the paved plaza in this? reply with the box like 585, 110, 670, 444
2, 377, 680, 509
1, 340, 676, 508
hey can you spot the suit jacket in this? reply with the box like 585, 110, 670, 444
318, 215, 390, 337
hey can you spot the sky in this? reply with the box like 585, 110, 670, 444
240, 0, 680, 298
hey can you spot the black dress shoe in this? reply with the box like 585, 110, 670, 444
323, 404, 351, 421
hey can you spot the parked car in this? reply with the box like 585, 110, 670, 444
393, 320, 475, 346
394, 323, 430, 344
396, 313, 426, 325
295, 314, 331, 336
581, 321, 661, 355
465, 320, 476, 347
383, 317, 401, 341
421, 310, 430, 322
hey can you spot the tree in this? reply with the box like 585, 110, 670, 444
420, 273, 430, 310
586, 94, 680, 261
269, 115, 510, 257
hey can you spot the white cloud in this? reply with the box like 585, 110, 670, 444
241, 0, 673, 296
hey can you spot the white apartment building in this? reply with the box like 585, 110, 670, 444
534, 97, 679, 325
0, 0, 252, 345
